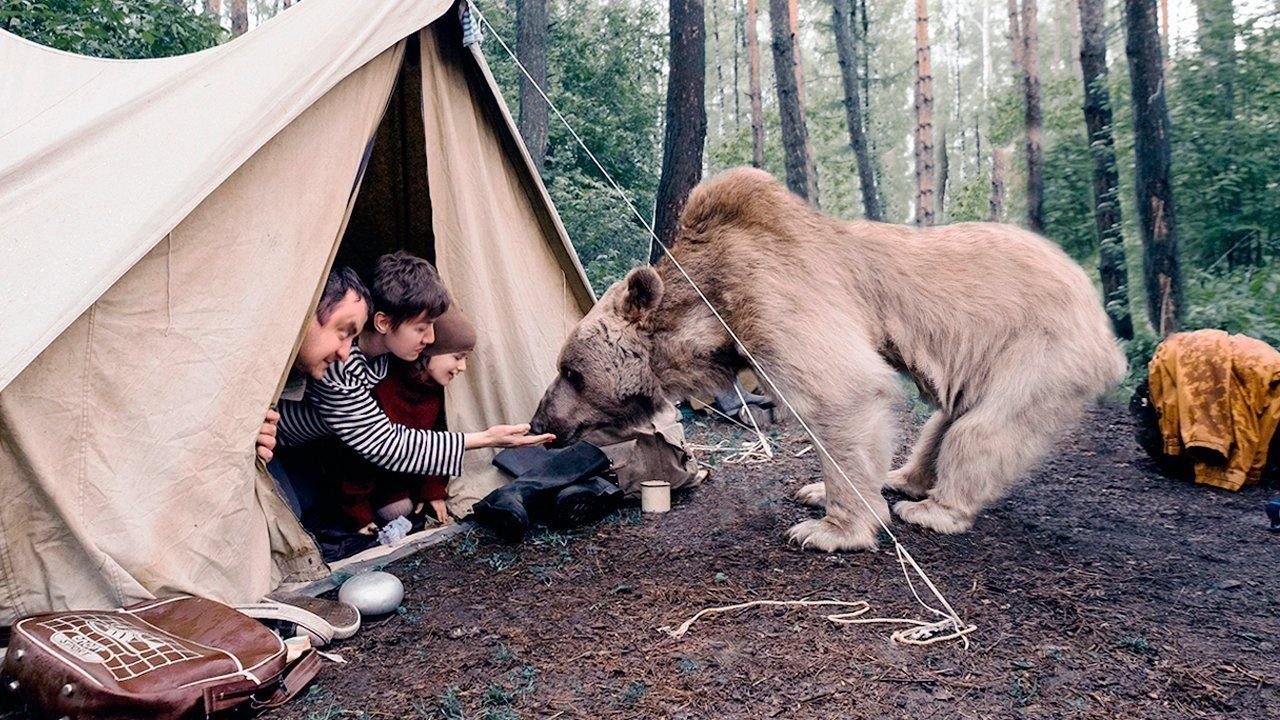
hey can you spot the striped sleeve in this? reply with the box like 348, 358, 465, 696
277, 394, 330, 447
308, 349, 467, 476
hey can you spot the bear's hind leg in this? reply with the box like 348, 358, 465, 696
885, 410, 950, 499
893, 396, 1082, 533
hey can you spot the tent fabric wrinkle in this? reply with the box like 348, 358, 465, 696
0, 0, 456, 392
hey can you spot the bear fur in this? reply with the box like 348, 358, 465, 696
531, 168, 1126, 551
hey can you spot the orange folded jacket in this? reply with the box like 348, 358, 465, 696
1148, 329, 1280, 491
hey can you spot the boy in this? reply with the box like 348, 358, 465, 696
276, 252, 550, 512
331, 305, 476, 530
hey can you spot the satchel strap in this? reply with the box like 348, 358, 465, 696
202, 650, 323, 716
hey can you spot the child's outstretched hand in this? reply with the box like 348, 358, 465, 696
466, 423, 555, 449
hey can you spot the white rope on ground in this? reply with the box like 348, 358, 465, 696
659, 598, 976, 647
468, 0, 975, 648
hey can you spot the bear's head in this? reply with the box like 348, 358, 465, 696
530, 267, 668, 446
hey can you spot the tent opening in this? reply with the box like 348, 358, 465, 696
336, 33, 435, 274
273, 33, 456, 564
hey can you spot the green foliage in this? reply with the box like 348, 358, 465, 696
1169, 15, 1280, 269
483, 0, 665, 295
1, 0, 223, 58
1183, 266, 1280, 348
1040, 76, 1096, 262
947, 171, 991, 223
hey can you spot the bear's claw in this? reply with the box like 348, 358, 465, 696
785, 518, 879, 552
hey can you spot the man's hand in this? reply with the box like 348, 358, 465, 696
465, 423, 554, 449
256, 409, 280, 463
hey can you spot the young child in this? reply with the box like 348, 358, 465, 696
276, 251, 551, 530
336, 306, 476, 529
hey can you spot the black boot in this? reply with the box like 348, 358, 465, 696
551, 475, 623, 527
473, 442, 610, 541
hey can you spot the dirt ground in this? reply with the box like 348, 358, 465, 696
5, 403, 1278, 719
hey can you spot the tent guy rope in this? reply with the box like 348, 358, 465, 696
467, 0, 976, 647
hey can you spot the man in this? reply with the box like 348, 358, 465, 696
256, 267, 371, 463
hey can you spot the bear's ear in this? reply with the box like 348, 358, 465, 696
617, 266, 664, 322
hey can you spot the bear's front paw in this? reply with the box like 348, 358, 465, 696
785, 517, 878, 552
793, 482, 826, 507
892, 499, 973, 534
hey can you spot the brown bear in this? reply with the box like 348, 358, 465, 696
531, 168, 1126, 551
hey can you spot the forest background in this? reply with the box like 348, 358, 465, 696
5, 0, 1278, 383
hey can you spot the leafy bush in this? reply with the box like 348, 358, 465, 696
1, 0, 223, 58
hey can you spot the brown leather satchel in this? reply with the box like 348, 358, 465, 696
2, 596, 322, 719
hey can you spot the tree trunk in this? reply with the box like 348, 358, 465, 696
859, 0, 880, 203
1124, 0, 1182, 334
769, 0, 819, 205
206, 0, 222, 19
652, 0, 708, 262
990, 147, 1007, 221
1021, 0, 1045, 233
832, 0, 881, 220
711, 0, 727, 137
1068, 0, 1081, 77
913, 0, 935, 226
1160, 0, 1170, 67
1078, 0, 1134, 340
1007, 0, 1024, 71
733, 0, 742, 133
746, 0, 766, 168
230, 0, 247, 35
937, 129, 950, 219
953, 10, 965, 183
515, 0, 550, 174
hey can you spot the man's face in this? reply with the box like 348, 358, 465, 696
376, 310, 437, 362
296, 290, 368, 379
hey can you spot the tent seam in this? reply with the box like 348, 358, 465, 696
76, 304, 123, 605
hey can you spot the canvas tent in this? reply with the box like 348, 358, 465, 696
0, 0, 595, 626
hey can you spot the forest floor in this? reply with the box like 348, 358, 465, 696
6, 403, 1279, 719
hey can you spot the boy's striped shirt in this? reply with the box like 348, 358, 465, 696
277, 347, 465, 476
